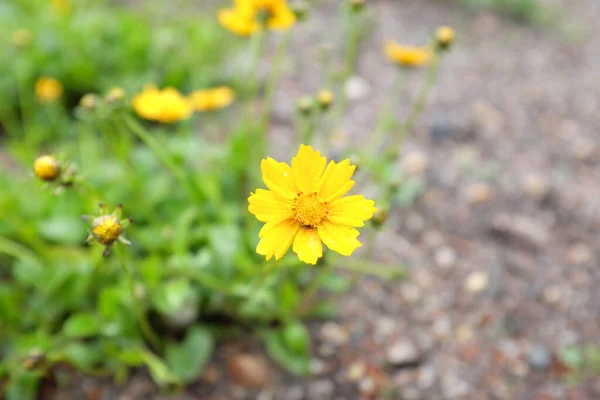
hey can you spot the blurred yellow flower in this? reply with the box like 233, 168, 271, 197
34, 155, 61, 182
248, 145, 376, 265
189, 86, 235, 112
384, 40, 433, 68
317, 89, 334, 110
83, 204, 132, 256
435, 26, 455, 49
132, 85, 193, 123
219, 0, 296, 37
106, 87, 126, 103
35, 77, 63, 103
51, 0, 71, 13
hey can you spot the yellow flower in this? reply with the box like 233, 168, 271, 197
435, 26, 455, 49
189, 86, 235, 112
219, 0, 296, 37
34, 155, 61, 182
317, 89, 334, 110
79, 93, 98, 110
248, 145, 376, 265
132, 85, 193, 123
35, 77, 63, 103
106, 87, 126, 103
83, 204, 132, 256
384, 40, 433, 68
51, 0, 71, 14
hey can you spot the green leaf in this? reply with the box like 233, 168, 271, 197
117, 348, 146, 366
62, 312, 101, 338
38, 217, 86, 245
152, 279, 194, 315
394, 178, 424, 207
279, 281, 300, 313
62, 342, 103, 370
166, 325, 214, 383
263, 322, 310, 376
141, 350, 180, 386
98, 286, 123, 319
560, 345, 584, 369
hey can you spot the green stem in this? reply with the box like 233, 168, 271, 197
115, 247, 162, 352
388, 56, 442, 161
300, 108, 318, 145
294, 263, 333, 316
123, 116, 199, 202
261, 30, 292, 132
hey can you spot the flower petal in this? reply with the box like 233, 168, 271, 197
291, 145, 327, 194
261, 157, 297, 200
248, 189, 291, 222
317, 221, 362, 256
292, 228, 323, 265
327, 195, 377, 227
315, 160, 356, 202
256, 219, 299, 261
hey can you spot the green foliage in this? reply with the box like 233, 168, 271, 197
460, 0, 557, 25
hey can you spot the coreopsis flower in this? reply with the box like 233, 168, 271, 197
435, 26, 455, 50
132, 85, 193, 123
35, 77, 63, 103
384, 40, 433, 68
34, 155, 61, 182
317, 89, 334, 110
189, 86, 235, 112
248, 145, 376, 265
218, 0, 296, 37
106, 87, 126, 103
83, 204, 132, 256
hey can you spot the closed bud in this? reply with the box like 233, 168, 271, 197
297, 96, 314, 116
79, 93, 98, 110
350, 0, 365, 12
317, 89, 334, 110
291, 1, 309, 21
106, 87, 126, 103
34, 155, 61, 182
372, 207, 388, 228
435, 26, 455, 50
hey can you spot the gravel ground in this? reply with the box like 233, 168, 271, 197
47, 0, 600, 399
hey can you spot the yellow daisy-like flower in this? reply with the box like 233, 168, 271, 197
132, 85, 193, 123
219, 0, 296, 37
384, 40, 433, 68
35, 77, 63, 103
435, 26, 455, 49
248, 145, 376, 265
189, 86, 235, 112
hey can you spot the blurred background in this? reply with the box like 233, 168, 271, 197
2, 0, 600, 399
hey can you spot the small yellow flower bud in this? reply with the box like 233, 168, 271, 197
92, 215, 123, 246
297, 96, 314, 116
12, 29, 33, 48
317, 89, 334, 110
372, 207, 388, 228
35, 77, 63, 103
106, 87, 126, 103
350, 0, 365, 12
79, 93, 98, 110
435, 26, 455, 50
34, 155, 61, 182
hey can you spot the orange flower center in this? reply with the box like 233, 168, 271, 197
292, 192, 327, 227
92, 215, 122, 245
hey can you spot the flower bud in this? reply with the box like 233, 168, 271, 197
106, 87, 126, 103
291, 1, 309, 21
297, 96, 314, 116
34, 155, 61, 182
435, 26, 455, 50
350, 0, 365, 12
79, 93, 98, 110
371, 207, 388, 228
317, 89, 334, 111
83, 204, 132, 256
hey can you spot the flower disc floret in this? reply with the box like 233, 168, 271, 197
292, 192, 327, 227
92, 215, 122, 245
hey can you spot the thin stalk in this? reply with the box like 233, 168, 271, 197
123, 116, 199, 202
294, 263, 333, 316
115, 247, 162, 352
300, 108, 318, 145
261, 30, 292, 132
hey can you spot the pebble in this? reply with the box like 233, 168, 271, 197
374, 317, 398, 339
320, 322, 349, 346
431, 111, 453, 141
286, 385, 304, 400
406, 212, 425, 232
344, 75, 371, 100
401, 284, 422, 303
435, 246, 457, 269
346, 361, 367, 382
308, 379, 335, 400
456, 324, 474, 342
423, 230, 445, 248
386, 339, 422, 367
542, 285, 562, 304
358, 377, 376, 396
528, 344, 551, 370
402, 151, 429, 175
571, 137, 596, 161
566, 243, 592, 265
509, 359, 530, 377
318, 343, 336, 357
522, 174, 549, 198
491, 214, 550, 249
310, 358, 327, 375
417, 365, 436, 389
465, 271, 489, 294
432, 316, 452, 340
227, 354, 269, 388
466, 183, 494, 204
441, 373, 471, 399
201, 365, 221, 384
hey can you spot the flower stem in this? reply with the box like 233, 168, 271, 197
294, 263, 333, 316
115, 247, 162, 353
123, 116, 200, 202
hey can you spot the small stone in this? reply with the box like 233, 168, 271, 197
466, 183, 494, 204
227, 354, 269, 389
509, 359, 530, 377
566, 243, 592, 265
286, 385, 304, 400
308, 379, 335, 400
431, 111, 453, 141
459, 342, 481, 363
406, 212, 425, 232
571, 137, 596, 161
441, 374, 470, 399
310, 358, 327, 375
344, 75, 371, 101
465, 272, 489, 294
374, 317, 397, 338
491, 214, 550, 249
435, 246, 457, 269
201, 365, 220, 384
542, 285, 562, 304
423, 230, 445, 248
386, 339, 422, 367
347, 361, 367, 382
528, 344, 551, 370
401, 284, 421, 303
318, 343, 336, 357
432, 316, 452, 340
522, 174, 549, 198
358, 377, 376, 396
456, 324, 474, 342
321, 322, 349, 346
402, 151, 429, 175
417, 365, 436, 389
